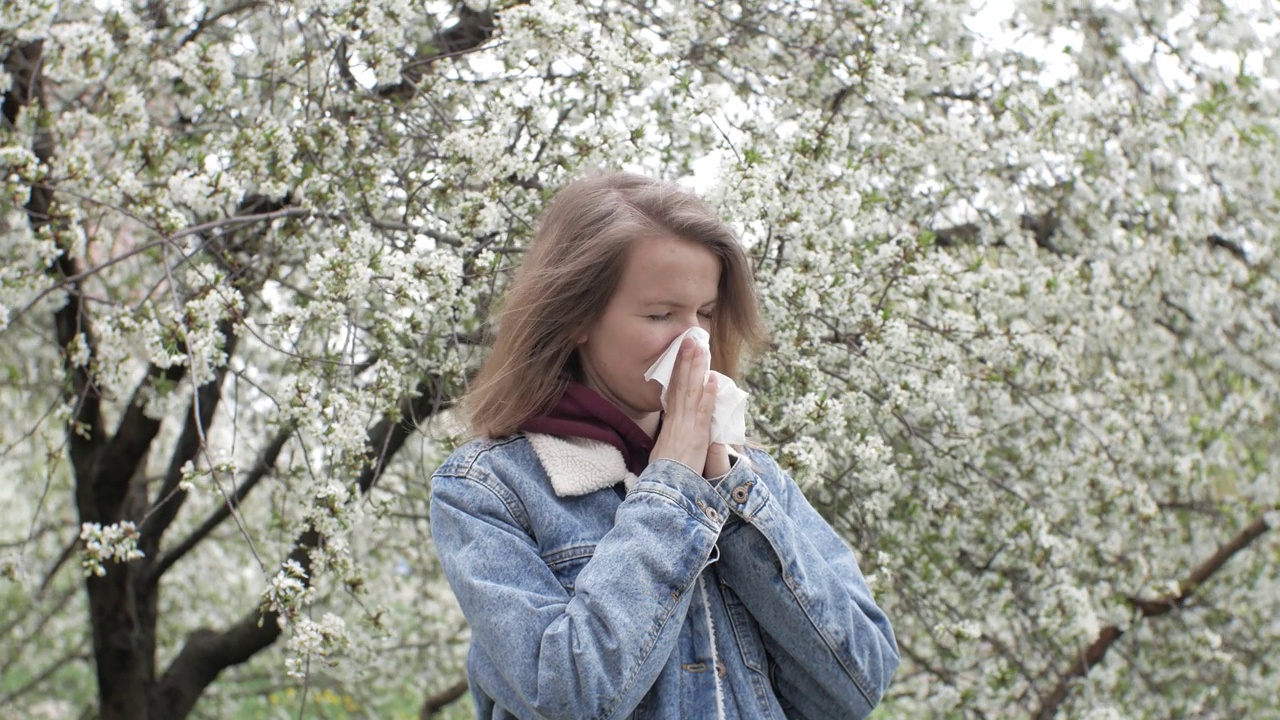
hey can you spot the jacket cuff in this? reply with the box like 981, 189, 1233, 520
634, 459, 732, 532
712, 455, 770, 522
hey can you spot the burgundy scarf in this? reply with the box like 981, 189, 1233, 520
519, 382, 655, 475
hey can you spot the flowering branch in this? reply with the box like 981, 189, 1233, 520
6, 41, 108, 480
136, 323, 239, 549
931, 212, 1249, 263
373, 4, 508, 102
1034, 513, 1273, 720
337, 5, 505, 102
150, 425, 294, 580
153, 374, 454, 718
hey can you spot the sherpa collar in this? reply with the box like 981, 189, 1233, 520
524, 432, 638, 497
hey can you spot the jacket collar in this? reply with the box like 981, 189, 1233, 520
524, 432, 637, 497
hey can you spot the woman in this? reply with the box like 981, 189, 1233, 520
430, 172, 898, 719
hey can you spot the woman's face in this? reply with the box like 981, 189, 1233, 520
577, 234, 720, 434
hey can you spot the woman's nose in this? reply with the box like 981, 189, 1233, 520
666, 317, 702, 346
689, 316, 713, 336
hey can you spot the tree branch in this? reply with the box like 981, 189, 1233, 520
179, 0, 267, 46
0, 646, 91, 707
145, 0, 170, 29
0, 585, 78, 678
153, 374, 455, 717
138, 325, 240, 553
37, 536, 80, 599
1034, 513, 1272, 720
931, 213, 1248, 263
164, 205, 310, 243
374, 5, 503, 102
419, 677, 469, 718
5, 41, 109, 481
153, 519, 340, 718
86, 363, 186, 522
88, 193, 291, 527
930, 212, 1061, 253
356, 374, 453, 495
150, 424, 294, 581
1206, 233, 1247, 263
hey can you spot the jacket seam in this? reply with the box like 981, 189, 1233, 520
752, 495, 879, 707
630, 485, 722, 534
435, 439, 536, 539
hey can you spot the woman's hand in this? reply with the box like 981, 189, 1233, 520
650, 337, 717, 475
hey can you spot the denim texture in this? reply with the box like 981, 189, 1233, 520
430, 434, 899, 720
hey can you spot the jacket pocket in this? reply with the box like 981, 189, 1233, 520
542, 544, 596, 593
718, 576, 769, 675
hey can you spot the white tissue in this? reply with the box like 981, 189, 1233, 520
643, 327, 749, 445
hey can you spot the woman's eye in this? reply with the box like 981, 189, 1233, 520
698, 311, 713, 320
647, 314, 669, 322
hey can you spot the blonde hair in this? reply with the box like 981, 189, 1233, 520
467, 172, 767, 438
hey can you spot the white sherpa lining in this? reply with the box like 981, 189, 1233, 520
525, 432, 746, 497
698, 576, 727, 720
524, 433, 638, 497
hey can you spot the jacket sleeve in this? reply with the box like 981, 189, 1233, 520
712, 448, 899, 720
430, 451, 726, 720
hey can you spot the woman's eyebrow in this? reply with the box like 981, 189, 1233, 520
641, 300, 718, 308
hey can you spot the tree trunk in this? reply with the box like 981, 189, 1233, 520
2, 6, 495, 716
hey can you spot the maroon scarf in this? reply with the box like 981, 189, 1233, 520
519, 382, 655, 475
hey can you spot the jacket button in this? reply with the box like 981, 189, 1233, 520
703, 506, 720, 523
731, 486, 749, 504
716, 662, 726, 677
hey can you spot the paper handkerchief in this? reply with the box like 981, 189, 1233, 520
643, 327, 749, 445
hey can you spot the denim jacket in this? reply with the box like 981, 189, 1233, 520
430, 432, 899, 720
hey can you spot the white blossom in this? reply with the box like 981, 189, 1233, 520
1, 0, 1277, 717
78, 522, 145, 577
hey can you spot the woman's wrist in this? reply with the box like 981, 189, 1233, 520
704, 443, 731, 479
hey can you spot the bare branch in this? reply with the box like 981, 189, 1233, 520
37, 536, 80, 599
86, 362, 186, 522
0, 585, 78, 676
0, 646, 91, 707
8, 236, 173, 328
419, 677, 469, 718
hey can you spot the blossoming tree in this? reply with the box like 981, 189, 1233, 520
2, 0, 1276, 718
